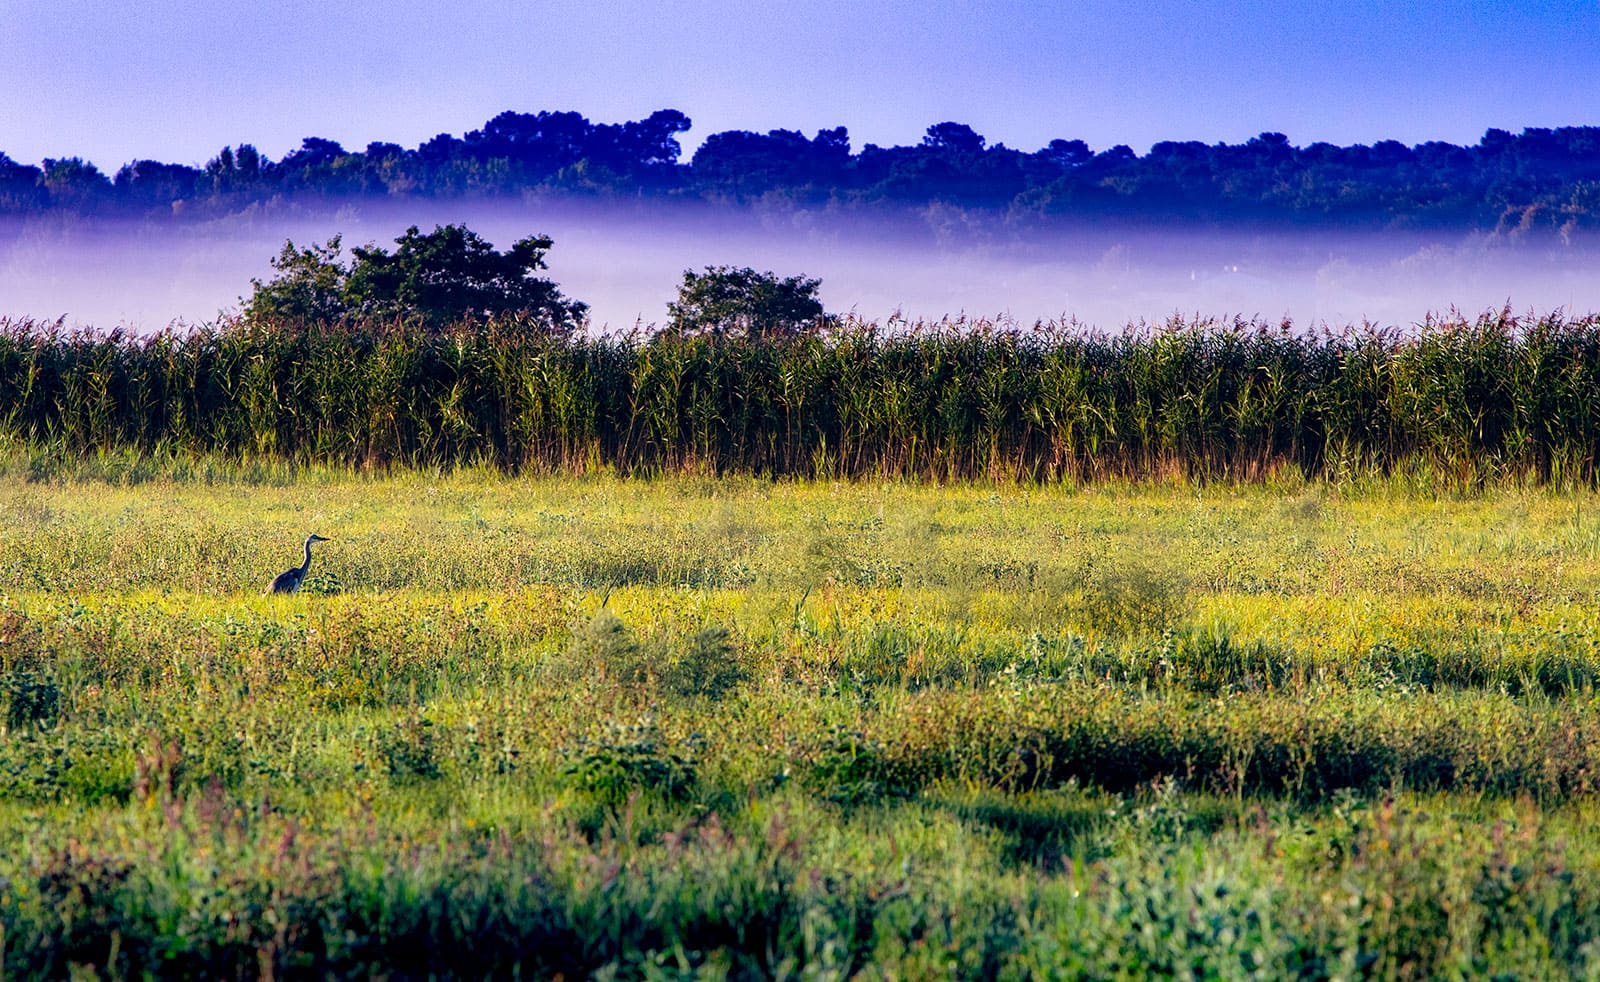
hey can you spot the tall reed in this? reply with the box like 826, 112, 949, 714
2, 309, 1597, 484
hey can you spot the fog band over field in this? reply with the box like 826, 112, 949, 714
4, 200, 1597, 332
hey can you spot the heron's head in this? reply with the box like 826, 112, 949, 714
308, 534, 331, 543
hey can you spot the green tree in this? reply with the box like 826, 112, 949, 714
243, 224, 587, 331
40, 157, 112, 212
244, 236, 349, 322
665, 265, 828, 339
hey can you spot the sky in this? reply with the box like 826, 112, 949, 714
7, 0, 1600, 329
4, 0, 1600, 170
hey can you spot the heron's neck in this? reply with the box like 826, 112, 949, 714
301, 539, 315, 573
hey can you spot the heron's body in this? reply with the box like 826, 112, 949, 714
269, 534, 330, 594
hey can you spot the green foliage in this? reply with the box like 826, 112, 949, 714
561, 717, 700, 804
661, 625, 747, 699
3, 669, 60, 730
557, 609, 650, 687
378, 713, 442, 782
297, 569, 346, 595
6, 310, 1600, 484
243, 236, 348, 321
798, 725, 912, 806
666, 265, 828, 339
4, 472, 1600, 973
243, 224, 587, 331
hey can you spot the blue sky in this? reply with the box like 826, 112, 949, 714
4, 1, 1598, 169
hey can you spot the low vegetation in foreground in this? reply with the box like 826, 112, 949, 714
3, 466, 1600, 977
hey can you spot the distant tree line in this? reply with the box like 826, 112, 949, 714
6, 109, 1600, 236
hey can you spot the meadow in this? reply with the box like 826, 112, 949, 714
4, 454, 1600, 977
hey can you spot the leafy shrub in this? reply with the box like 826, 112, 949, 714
298, 570, 346, 596
662, 626, 747, 699
0, 726, 134, 804
378, 714, 442, 782
1100, 777, 1230, 845
0, 730, 71, 799
554, 609, 652, 687
561, 716, 700, 804
34, 846, 138, 970
799, 725, 912, 807
4, 670, 60, 730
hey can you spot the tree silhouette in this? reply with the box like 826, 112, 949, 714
922, 122, 986, 154
8, 108, 1600, 234
245, 224, 587, 332
667, 266, 828, 339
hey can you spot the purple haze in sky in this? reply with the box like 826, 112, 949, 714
4, 202, 1598, 333
5, 1, 1600, 330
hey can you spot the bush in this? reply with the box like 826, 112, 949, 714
4, 670, 60, 730
555, 609, 651, 687
662, 626, 748, 699
378, 714, 442, 782
799, 725, 913, 807
561, 717, 700, 804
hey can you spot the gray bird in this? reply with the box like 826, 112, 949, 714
269, 534, 331, 594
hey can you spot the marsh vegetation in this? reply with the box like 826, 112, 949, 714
3, 463, 1600, 976
5, 309, 1600, 487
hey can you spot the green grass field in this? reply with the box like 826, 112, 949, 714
4, 462, 1600, 977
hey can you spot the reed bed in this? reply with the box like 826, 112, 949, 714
4, 308, 1599, 484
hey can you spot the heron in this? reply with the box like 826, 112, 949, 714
269, 534, 331, 595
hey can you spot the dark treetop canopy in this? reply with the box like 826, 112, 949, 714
5, 111, 1600, 237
